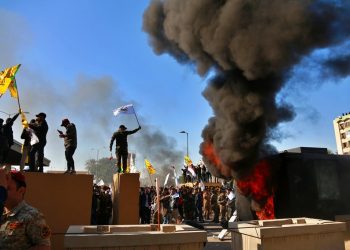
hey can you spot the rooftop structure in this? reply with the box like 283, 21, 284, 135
333, 113, 350, 155
6, 139, 50, 167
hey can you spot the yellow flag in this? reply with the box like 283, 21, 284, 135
184, 155, 193, 166
0, 64, 21, 98
144, 159, 156, 175
20, 110, 29, 128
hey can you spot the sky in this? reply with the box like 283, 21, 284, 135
0, 1, 349, 174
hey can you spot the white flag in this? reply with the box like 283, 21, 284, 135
28, 128, 39, 146
129, 153, 137, 173
173, 166, 178, 187
97, 179, 105, 186
164, 173, 170, 187
199, 180, 205, 191
113, 104, 135, 116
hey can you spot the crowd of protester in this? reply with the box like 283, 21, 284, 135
181, 164, 212, 183
90, 181, 236, 226
139, 184, 236, 225
91, 184, 113, 225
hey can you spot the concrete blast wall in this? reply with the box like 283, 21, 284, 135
24, 172, 93, 250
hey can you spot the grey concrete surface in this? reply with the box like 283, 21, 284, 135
202, 221, 232, 250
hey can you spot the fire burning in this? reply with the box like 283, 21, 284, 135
203, 142, 275, 219
202, 142, 232, 178
237, 160, 275, 220
143, 0, 350, 220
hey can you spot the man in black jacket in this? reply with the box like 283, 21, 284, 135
109, 124, 141, 173
58, 118, 77, 174
29, 112, 48, 172
0, 112, 20, 165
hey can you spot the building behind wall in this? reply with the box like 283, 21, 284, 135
333, 113, 350, 155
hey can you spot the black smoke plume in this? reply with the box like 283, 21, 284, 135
143, 0, 350, 179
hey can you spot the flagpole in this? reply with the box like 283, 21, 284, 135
15, 79, 22, 111
132, 106, 141, 127
147, 170, 153, 187
156, 178, 161, 231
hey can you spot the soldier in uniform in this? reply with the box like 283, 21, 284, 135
202, 188, 211, 220
218, 189, 227, 223
210, 189, 219, 223
0, 170, 51, 249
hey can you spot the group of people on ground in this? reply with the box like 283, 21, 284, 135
139, 184, 236, 225
91, 184, 113, 225
0, 110, 77, 174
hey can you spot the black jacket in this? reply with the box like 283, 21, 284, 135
30, 120, 48, 144
110, 127, 140, 153
2, 113, 19, 146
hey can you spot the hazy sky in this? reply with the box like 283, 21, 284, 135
1, 1, 349, 173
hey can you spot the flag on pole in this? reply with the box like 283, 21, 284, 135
129, 153, 137, 173
199, 180, 205, 191
184, 155, 196, 176
0, 64, 21, 98
145, 159, 156, 175
187, 165, 196, 177
164, 173, 170, 187
155, 178, 160, 231
172, 166, 178, 187
184, 155, 193, 166
113, 104, 135, 116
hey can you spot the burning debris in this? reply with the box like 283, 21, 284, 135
143, 0, 350, 218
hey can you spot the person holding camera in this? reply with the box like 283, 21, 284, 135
58, 118, 77, 174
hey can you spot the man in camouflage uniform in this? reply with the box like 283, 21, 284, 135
218, 189, 227, 222
210, 189, 219, 223
0, 170, 51, 249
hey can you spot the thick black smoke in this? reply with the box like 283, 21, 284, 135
143, 0, 350, 179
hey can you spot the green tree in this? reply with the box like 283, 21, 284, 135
85, 157, 117, 184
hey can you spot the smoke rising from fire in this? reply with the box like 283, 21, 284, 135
143, 0, 350, 179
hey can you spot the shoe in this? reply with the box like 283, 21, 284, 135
64, 170, 70, 174
70, 170, 76, 174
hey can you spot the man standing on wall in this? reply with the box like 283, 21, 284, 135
109, 124, 141, 173
58, 118, 77, 174
29, 112, 48, 172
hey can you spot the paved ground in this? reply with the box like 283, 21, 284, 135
202, 221, 232, 250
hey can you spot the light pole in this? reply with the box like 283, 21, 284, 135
91, 147, 106, 179
179, 131, 189, 156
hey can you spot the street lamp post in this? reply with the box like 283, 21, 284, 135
179, 131, 189, 156
91, 147, 106, 179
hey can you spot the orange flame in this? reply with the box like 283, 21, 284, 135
202, 142, 232, 177
237, 160, 275, 220
203, 142, 222, 166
